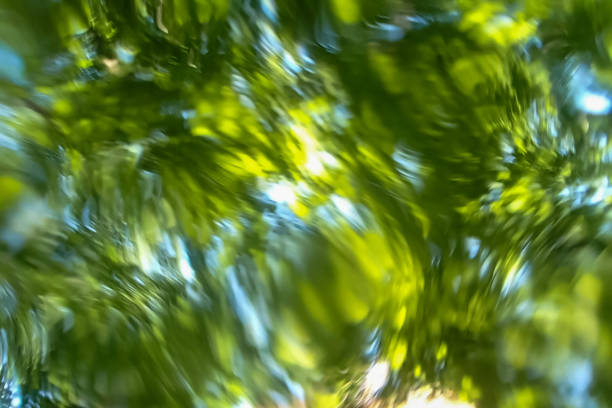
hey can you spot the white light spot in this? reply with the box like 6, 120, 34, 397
331, 195, 353, 215
306, 154, 324, 175
235, 399, 253, 408
404, 387, 474, 408
320, 151, 338, 167
578, 92, 611, 115
291, 125, 316, 147
589, 177, 610, 205
179, 258, 194, 281
330, 194, 363, 227
283, 51, 301, 74
363, 361, 390, 395
177, 239, 195, 281
267, 183, 296, 205
305, 150, 338, 175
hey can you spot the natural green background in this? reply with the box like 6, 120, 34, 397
1, 0, 612, 407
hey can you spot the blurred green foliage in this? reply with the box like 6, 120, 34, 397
1, 0, 612, 407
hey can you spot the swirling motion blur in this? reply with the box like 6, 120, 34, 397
1, 0, 611, 407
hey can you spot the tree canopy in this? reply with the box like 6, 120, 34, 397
1, 0, 612, 407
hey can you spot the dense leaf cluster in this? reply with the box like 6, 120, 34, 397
1, 0, 612, 407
